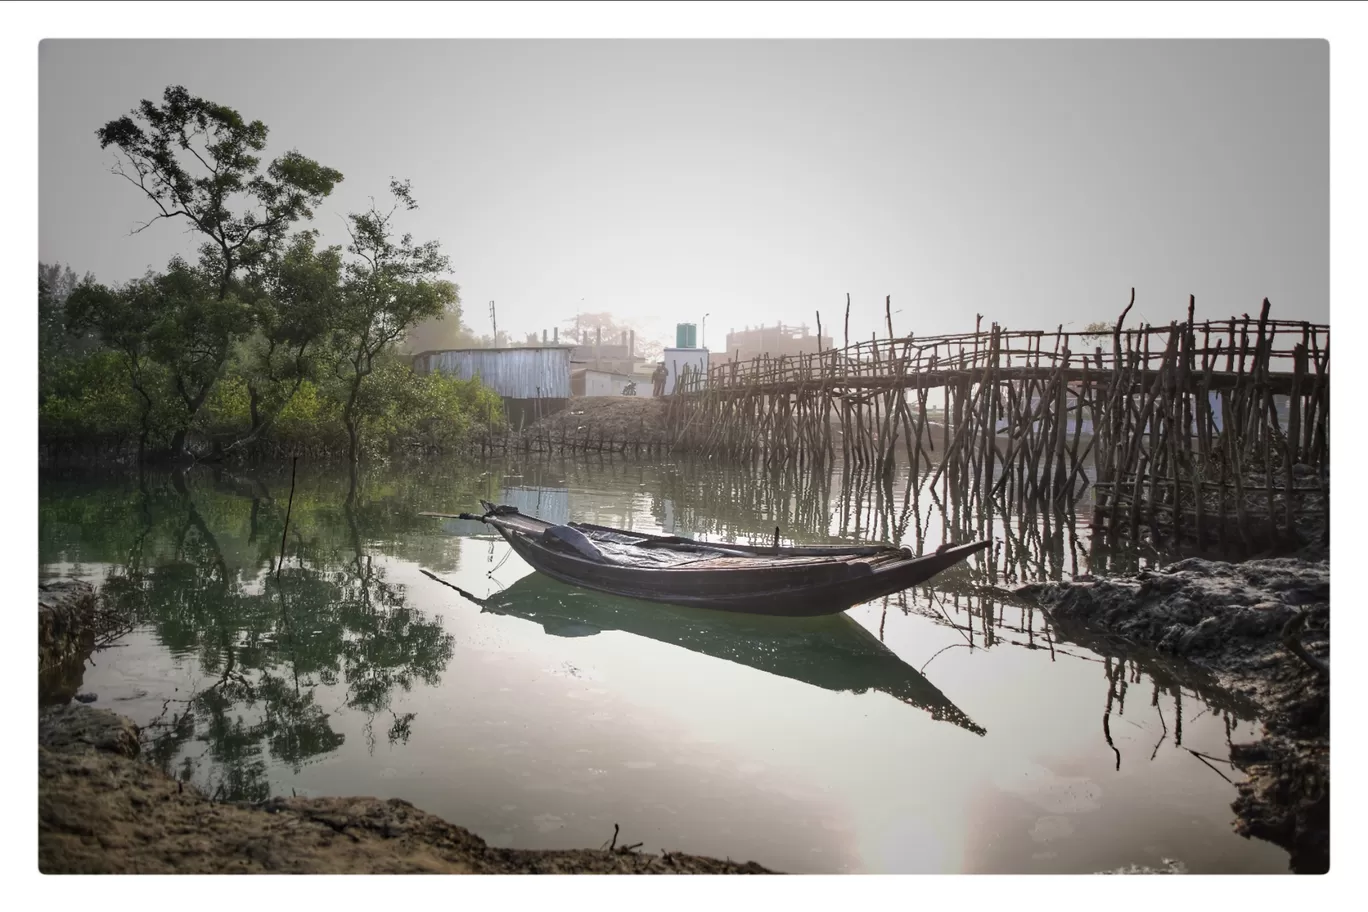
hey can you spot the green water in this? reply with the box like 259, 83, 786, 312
38, 458, 1291, 874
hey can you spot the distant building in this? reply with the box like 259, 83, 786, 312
571, 367, 648, 398
567, 327, 647, 377
717, 323, 834, 364
412, 346, 572, 429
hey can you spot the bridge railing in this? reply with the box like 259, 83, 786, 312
676, 315, 1329, 394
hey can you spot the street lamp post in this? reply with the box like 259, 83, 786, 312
702, 312, 710, 350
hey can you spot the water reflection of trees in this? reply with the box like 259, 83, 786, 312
42, 467, 466, 802
43, 455, 1273, 797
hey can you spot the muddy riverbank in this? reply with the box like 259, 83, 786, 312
1018, 556, 1329, 874
38, 581, 97, 704
38, 704, 773, 874
36, 583, 776, 875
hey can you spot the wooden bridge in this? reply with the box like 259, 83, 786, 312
667, 294, 1329, 552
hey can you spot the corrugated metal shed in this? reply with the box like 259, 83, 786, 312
415, 347, 572, 399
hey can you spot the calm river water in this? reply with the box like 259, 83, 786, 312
38, 458, 1291, 874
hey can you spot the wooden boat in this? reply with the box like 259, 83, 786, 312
435, 500, 992, 617
421, 568, 986, 735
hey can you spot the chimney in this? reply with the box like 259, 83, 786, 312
553, 326, 558, 343
596, 326, 602, 347
629, 330, 635, 357
542, 329, 548, 344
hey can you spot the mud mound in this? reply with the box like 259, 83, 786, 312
39, 704, 140, 757
1018, 557, 1329, 874
1019, 558, 1328, 668
39, 580, 97, 703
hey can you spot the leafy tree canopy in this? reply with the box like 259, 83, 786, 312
97, 84, 343, 295
560, 310, 664, 360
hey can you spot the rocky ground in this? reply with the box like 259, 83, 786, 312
1018, 556, 1329, 874
36, 582, 776, 875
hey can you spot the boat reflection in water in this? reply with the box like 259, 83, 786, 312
422, 565, 985, 737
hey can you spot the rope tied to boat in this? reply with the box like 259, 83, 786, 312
458, 504, 521, 523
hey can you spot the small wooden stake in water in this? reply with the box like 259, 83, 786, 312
276, 455, 299, 582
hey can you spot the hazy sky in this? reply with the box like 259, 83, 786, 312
39, 39, 1328, 349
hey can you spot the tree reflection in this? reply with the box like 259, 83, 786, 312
40, 467, 461, 803
333, 501, 454, 752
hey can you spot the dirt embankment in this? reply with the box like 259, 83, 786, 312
516, 396, 673, 445
36, 582, 776, 875
1018, 557, 1329, 874
39, 581, 97, 704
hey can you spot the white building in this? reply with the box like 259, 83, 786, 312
661, 347, 710, 395
571, 367, 649, 398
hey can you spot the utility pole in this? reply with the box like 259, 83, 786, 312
489, 300, 498, 348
